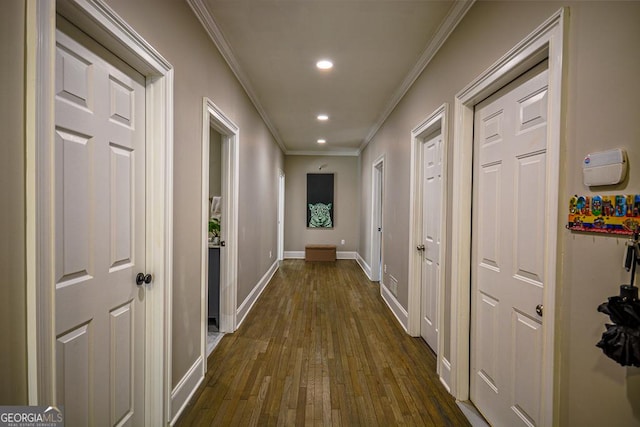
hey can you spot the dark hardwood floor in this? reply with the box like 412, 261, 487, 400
176, 260, 470, 426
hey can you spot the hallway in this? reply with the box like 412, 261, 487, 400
177, 260, 469, 426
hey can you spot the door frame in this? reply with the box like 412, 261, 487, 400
407, 104, 449, 388
449, 9, 566, 426
200, 97, 239, 340
26, 0, 174, 424
277, 170, 285, 262
370, 155, 385, 282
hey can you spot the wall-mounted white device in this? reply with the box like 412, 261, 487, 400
583, 148, 627, 186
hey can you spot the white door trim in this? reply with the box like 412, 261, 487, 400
450, 9, 566, 426
277, 170, 285, 262
370, 155, 385, 282
202, 98, 239, 336
26, 1, 174, 425
407, 104, 449, 387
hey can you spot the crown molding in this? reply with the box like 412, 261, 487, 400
189, 0, 474, 156
186, 0, 287, 153
359, 0, 475, 152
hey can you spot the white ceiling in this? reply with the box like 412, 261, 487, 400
188, 0, 473, 155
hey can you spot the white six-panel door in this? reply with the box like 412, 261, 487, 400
55, 26, 146, 426
470, 62, 548, 426
420, 134, 442, 352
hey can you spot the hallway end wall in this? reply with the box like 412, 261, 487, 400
284, 155, 360, 256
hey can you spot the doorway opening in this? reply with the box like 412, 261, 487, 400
207, 127, 223, 355
407, 104, 449, 388
200, 98, 239, 363
371, 157, 385, 282
277, 171, 285, 262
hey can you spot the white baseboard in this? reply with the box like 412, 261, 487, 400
337, 251, 356, 259
284, 251, 304, 259
170, 356, 204, 425
439, 356, 452, 393
356, 252, 373, 280
236, 260, 279, 327
284, 250, 356, 260
380, 283, 409, 331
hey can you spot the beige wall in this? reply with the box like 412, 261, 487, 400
105, 0, 284, 388
0, 0, 27, 405
359, 1, 640, 425
284, 156, 359, 253
561, 2, 640, 424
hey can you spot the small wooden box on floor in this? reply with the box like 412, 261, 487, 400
305, 244, 336, 262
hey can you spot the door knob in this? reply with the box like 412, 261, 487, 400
220, 241, 226, 247
536, 304, 543, 317
136, 273, 153, 286
416, 244, 425, 251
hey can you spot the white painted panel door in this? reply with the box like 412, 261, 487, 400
420, 135, 442, 352
471, 62, 548, 427
54, 27, 146, 427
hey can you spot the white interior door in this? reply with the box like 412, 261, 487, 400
278, 173, 285, 261
420, 134, 442, 352
470, 62, 549, 426
372, 161, 384, 281
55, 25, 146, 426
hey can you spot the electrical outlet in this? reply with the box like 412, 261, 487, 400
341, 239, 345, 245
269, 251, 272, 258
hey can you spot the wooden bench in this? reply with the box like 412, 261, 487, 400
305, 244, 336, 262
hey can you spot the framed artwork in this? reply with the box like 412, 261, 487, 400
307, 173, 334, 228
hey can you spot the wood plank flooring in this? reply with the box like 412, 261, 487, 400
176, 260, 470, 426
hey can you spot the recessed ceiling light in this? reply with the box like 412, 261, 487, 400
316, 60, 333, 70
317, 114, 329, 121
317, 139, 326, 144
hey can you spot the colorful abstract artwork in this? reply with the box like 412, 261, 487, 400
568, 194, 640, 235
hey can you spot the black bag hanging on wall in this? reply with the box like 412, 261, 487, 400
596, 233, 640, 367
